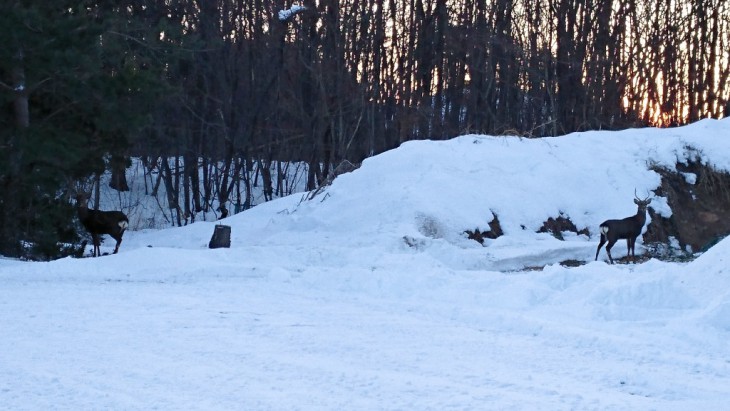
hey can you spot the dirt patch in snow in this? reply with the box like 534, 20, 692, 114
645, 160, 730, 252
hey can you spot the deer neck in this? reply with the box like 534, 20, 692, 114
77, 204, 90, 220
635, 206, 647, 224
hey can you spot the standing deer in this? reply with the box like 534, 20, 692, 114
75, 192, 129, 257
595, 190, 652, 264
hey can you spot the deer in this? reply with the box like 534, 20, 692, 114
595, 190, 652, 264
75, 192, 129, 257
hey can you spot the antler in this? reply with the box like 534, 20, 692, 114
65, 176, 94, 203
65, 177, 80, 201
634, 188, 652, 202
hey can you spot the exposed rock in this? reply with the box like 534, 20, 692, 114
465, 212, 503, 244
538, 215, 589, 240
645, 161, 730, 252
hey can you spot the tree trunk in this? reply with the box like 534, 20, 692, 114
109, 155, 130, 192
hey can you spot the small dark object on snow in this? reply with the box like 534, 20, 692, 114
209, 224, 231, 249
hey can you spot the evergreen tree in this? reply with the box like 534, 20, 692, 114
0, 2, 163, 259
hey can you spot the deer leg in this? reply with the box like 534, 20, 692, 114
626, 238, 632, 260
605, 238, 618, 264
628, 237, 636, 262
92, 234, 100, 257
595, 234, 607, 261
112, 235, 122, 254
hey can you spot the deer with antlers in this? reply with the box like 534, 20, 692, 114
595, 190, 653, 264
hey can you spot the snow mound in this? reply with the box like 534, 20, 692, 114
684, 236, 730, 331
209, 119, 730, 271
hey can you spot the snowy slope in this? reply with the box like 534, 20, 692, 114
1, 119, 730, 410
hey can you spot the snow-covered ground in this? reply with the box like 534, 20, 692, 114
2, 119, 730, 409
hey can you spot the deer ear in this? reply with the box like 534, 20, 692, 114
634, 199, 639, 204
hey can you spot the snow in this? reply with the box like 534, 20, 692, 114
278, 5, 306, 22
2, 118, 730, 409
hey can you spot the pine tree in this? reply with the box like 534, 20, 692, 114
0, 2, 164, 259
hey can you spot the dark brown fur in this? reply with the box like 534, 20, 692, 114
595, 192, 652, 264
76, 193, 129, 257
